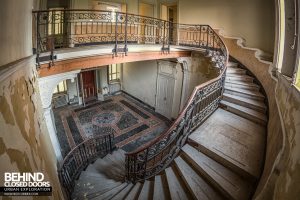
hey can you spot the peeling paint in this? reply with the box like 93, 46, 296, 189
0, 96, 15, 125
0, 57, 64, 199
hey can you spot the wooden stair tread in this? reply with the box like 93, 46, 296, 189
225, 87, 264, 98
225, 79, 260, 88
93, 183, 128, 200
225, 82, 260, 91
225, 74, 254, 80
226, 68, 246, 74
111, 183, 134, 200
182, 145, 253, 200
138, 180, 152, 200
223, 93, 266, 112
153, 175, 169, 200
165, 167, 189, 200
72, 178, 122, 199
125, 182, 142, 200
174, 156, 223, 200
220, 100, 267, 123
188, 108, 265, 179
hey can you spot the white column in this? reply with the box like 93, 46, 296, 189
44, 107, 63, 163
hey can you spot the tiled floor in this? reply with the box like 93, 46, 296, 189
53, 94, 170, 158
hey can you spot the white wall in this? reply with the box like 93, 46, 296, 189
0, 0, 33, 66
123, 60, 184, 118
178, 0, 275, 53
122, 60, 158, 107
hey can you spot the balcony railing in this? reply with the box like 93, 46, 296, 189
33, 10, 225, 64
58, 133, 114, 197
33, 9, 228, 184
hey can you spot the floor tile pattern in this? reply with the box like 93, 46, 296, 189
54, 94, 170, 157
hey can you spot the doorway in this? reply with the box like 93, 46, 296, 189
161, 3, 177, 44
81, 70, 96, 102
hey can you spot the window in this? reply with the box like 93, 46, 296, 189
108, 64, 121, 83
48, 8, 64, 35
53, 80, 68, 94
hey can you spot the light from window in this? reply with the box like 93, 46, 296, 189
109, 64, 121, 83
53, 80, 68, 94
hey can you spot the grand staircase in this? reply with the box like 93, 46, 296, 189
71, 60, 267, 200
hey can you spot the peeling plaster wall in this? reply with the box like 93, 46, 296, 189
0, 57, 64, 199
273, 74, 300, 199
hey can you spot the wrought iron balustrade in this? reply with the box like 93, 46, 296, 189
33, 9, 225, 63
58, 133, 114, 197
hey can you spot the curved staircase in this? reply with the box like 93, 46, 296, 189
71, 60, 267, 200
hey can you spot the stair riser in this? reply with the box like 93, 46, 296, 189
181, 152, 235, 200
222, 95, 266, 113
221, 103, 267, 126
187, 139, 257, 182
225, 77, 254, 83
225, 83, 260, 91
225, 90, 265, 101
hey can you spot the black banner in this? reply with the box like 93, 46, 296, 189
0, 187, 52, 196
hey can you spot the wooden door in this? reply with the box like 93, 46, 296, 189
155, 74, 175, 119
82, 70, 96, 100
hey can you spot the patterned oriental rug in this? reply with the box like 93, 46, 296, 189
54, 94, 170, 158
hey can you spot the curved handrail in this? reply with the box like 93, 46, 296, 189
58, 133, 114, 197
32, 9, 229, 183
